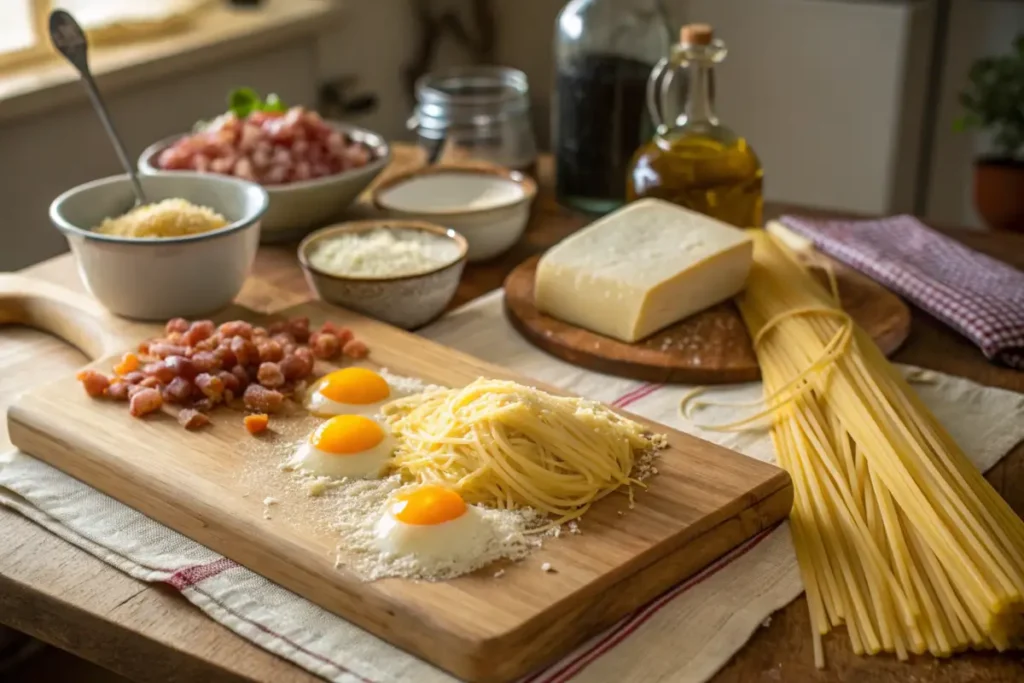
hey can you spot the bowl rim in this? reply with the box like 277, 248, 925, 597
138, 122, 392, 192
298, 219, 468, 283
49, 171, 270, 245
370, 164, 538, 217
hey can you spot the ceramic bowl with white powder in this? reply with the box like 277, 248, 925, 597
372, 165, 537, 262
298, 220, 467, 329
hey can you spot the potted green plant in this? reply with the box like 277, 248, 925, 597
956, 33, 1024, 232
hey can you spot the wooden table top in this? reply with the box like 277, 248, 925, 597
2, 148, 1023, 682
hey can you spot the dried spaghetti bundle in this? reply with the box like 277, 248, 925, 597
689, 231, 1024, 664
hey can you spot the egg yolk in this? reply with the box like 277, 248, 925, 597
392, 485, 467, 526
310, 415, 385, 455
317, 367, 390, 405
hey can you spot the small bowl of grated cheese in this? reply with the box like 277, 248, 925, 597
298, 220, 468, 329
94, 198, 229, 239
50, 172, 268, 320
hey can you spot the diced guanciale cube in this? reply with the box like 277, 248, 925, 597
162, 376, 194, 404
310, 332, 339, 359
178, 409, 211, 430
165, 318, 189, 334
287, 316, 310, 343
76, 369, 110, 397
279, 352, 313, 380
195, 373, 226, 403
342, 339, 369, 359
183, 320, 216, 346
257, 339, 284, 363
113, 352, 139, 376
107, 380, 130, 401
257, 362, 285, 388
129, 388, 163, 417
244, 413, 269, 434
243, 384, 284, 413
218, 320, 253, 339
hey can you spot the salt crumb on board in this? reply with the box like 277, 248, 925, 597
303, 475, 346, 497
541, 562, 555, 573
332, 475, 545, 581
493, 569, 506, 578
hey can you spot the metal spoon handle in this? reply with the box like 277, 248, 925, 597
49, 10, 147, 204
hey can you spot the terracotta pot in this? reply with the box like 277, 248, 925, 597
973, 157, 1024, 232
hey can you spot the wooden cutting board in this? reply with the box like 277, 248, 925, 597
504, 253, 911, 384
2, 274, 792, 683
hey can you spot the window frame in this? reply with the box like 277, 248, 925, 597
0, 0, 207, 72
0, 0, 52, 70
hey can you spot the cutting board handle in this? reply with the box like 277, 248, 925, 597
0, 273, 121, 360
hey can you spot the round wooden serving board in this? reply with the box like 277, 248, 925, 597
504, 255, 911, 384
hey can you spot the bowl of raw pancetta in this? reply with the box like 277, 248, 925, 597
139, 95, 389, 243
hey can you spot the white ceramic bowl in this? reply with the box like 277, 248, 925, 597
49, 172, 269, 320
298, 220, 467, 329
138, 122, 390, 243
371, 166, 536, 262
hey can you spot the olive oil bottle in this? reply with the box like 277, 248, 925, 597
627, 24, 763, 228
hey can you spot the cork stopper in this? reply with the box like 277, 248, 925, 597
680, 23, 714, 46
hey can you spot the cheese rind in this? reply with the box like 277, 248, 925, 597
534, 199, 753, 342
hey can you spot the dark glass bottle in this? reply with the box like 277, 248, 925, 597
553, 0, 671, 214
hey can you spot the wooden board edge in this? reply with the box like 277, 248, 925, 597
469, 480, 795, 682
503, 293, 761, 384
500, 256, 763, 385
874, 307, 912, 358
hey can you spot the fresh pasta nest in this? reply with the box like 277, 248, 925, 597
381, 378, 665, 527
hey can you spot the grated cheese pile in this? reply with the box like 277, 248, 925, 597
308, 228, 460, 278
95, 198, 229, 238
332, 475, 544, 581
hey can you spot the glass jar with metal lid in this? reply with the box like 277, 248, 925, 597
408, 66, 537, 171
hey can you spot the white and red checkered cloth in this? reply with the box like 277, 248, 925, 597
780, 214, 1024, 369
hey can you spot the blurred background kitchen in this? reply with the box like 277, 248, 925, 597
0, 0, 1020, 268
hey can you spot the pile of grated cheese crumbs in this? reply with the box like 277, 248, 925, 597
307, 228, 461, 278
95, 198, 228, 238
331, 475, 545, 581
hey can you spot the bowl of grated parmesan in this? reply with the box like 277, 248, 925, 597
298, 220, 467, 329
49, 171, 268, 320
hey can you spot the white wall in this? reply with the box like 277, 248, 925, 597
410, 0, 939, 216
316, 0, 476, 143
678, 0, 936, 215
924, 0, 1024, 228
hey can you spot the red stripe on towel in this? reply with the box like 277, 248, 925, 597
528, 525, 777, 683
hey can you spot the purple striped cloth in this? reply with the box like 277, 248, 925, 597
780, 214, 1024, 369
